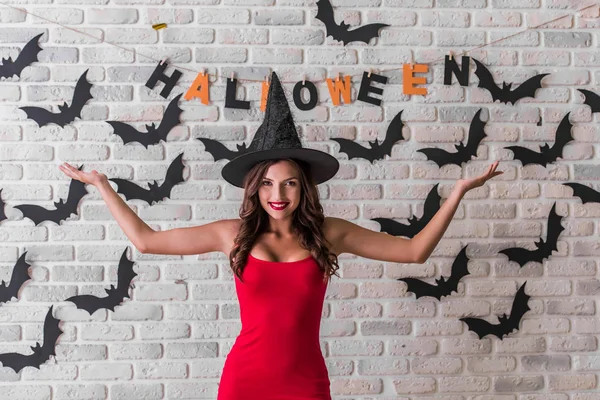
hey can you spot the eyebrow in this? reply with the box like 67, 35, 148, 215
262, 177, 298, 181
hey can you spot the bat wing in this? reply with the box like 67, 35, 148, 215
56, 69, 93, 127
0, 351, 37, 373
372, 218, 416, 238
545, 112, 574, 162
504, 282, 531, 336
107, 121, 147, 146
0, 188, 7, 222
578, 89, 600, 113
441, 246, 471, 295
344, 23, 390, 45
38, 305, 63, 361
152, 93, 183, 144
398, 277, 443, 299
14, 204, 57, 226
416, 146, 457, 168
197, 138, 249, 161
332, 138, 377, 162
459, 317, 497, 340
0, 33, 43, 79
114, 248, 137, 301
0, 252, 31, 303
541, 202, 564, 255
19, 106, 57, 128
65, 294, 111, 315
472, 58, 504, 102
463, 109, 487, 156
499, 246, 541, 267
109, 178, 152, 203
504, 145, 546, 167
315, 0, 335, 26
376, 110, 405, 160
153, 153, 186, 203
563, 182, 600, 204
508, 73, 549, 105
421, 183, 442, 221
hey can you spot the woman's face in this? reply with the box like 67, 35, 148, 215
258, 160, 301, 220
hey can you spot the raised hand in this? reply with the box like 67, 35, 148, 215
58, 162, 108, 187
456, 161, 503, 193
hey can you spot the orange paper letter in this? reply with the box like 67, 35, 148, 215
403, 64, 428, 95
326, 75, 352, 106
184, 72, 210, 104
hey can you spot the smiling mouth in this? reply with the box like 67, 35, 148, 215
269, 202, 289, 210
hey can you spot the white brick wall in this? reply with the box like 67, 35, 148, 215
0, 0, 598, 398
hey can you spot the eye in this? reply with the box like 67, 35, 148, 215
261, 180, 271, 186
287, 181, 297, 186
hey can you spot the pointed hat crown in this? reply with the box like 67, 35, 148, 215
221, 71, 339, 188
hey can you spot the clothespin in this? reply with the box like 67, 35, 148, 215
367, 68, 372, 78
230, 71, 235, 81
302, 74, 306, 85
160, 56, 169, 65
335, 71, 340, 82
449, 50, 454, 61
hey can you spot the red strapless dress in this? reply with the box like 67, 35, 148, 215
217, 253, 331, 400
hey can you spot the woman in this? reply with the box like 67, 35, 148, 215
59, 72, 502, 399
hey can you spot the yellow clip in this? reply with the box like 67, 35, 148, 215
152, 23, 167, 30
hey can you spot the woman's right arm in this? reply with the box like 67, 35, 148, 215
60, 163, 234, 256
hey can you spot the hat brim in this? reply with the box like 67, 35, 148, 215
221, 148, 340, 188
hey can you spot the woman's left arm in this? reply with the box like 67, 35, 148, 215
328, 162, 502, 264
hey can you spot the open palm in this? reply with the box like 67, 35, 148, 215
457, 161, 503, 193
59, 162, 108, 187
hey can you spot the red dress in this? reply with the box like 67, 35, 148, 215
217, 253, 331, 400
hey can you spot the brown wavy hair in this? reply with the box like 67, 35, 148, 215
228, 158, 340, 284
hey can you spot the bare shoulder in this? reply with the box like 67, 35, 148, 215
219, 218, 242, 254
323, 216, 348, 256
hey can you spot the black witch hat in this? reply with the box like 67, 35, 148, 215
221, 72, 339, 188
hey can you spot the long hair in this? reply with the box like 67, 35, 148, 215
228, 158, 340, 284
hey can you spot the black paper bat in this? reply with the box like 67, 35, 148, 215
417, 108, 486, 168
107, 93, 183, 148
499, 202, 564, 267
109, 153, 185, 205
0, 33, 43, 80
578, 89, 600, 113
398, 245, 470, 300
19, 69, 93, 128
504, 112, 573, 167
315, 0, 389, 45
460, 282, 530, 340
563, 182, 600, 204
332, 110, 405, 163
0, 305, 62, 373
14, 165, 88, 225
472, 58, 549, 105
196, 138, 249, 161
372, 183, 441, 238
65, 248, 137, 315
0, 188, 7, 223
0, 252, 31, 304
